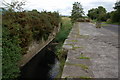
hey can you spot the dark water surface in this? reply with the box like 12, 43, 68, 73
19, 44, 60, 80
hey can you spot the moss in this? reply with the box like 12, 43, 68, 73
72, 46, 84, 50
64, 44, 73, 46
66, 62, 89, 70
65, 76, 92, 79
68, 40, 78, 42
77, 57, 90, 59
77, 35, 89, 38
77, 54, 90, 59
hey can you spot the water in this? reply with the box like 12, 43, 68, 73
19, 44, 60, 80
49, 59, 60, 79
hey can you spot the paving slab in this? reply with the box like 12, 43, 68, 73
62, 22, 118, 78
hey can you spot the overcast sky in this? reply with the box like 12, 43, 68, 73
2, 0, 117, 16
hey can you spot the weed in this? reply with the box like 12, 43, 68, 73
68, 40, 78, 42
72, 46, 84, 50
77, 35, 89, 38
66, 62, 89, 70
65, 76, 92, 79
77, 54, 90, 59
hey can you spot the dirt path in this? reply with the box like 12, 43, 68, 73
62, 22, 118, 78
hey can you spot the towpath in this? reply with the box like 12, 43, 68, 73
62, 22, 118, 78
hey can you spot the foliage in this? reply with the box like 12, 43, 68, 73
111, 1, 120, 23
2, 2, 60, 79
87, 6, 107, 21
2, 0, 26, 12
2, 9, 60, 54
2, 27, 22, 79
53, 17, 72, 78
54, 17, 72, 43
71, 2, 84, 23
88, 1, 120, 23
87, 8, 98, 20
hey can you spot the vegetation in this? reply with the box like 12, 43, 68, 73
77, 54, 90, 59
71, 2, 84, 23
54, 17, 72, 43
66, 62, 89, 70
2, 1, 61, 79
53, 17, 72, 78
88, 1, 120, 25
110, 1, 120, 23
88, 6, 107, 22
65, 76, 92, 79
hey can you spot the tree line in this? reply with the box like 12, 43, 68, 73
71, 1, 120, 24
88, 1, 120, 23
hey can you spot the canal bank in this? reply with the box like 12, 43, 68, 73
62, 22, 118, 78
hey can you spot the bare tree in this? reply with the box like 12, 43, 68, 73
2, 0, 26, 12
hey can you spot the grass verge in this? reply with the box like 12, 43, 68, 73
53, 17, 72, 78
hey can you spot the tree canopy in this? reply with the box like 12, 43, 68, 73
111, 1, 120, 23
87, 6, 107, 21
71, 2, 84, 22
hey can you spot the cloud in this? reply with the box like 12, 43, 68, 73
2, 0, 117, 16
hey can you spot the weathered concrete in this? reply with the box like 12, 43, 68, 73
19, 25, 60, 67
62, 22, 118, 78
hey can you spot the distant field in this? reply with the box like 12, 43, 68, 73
62, 17, 71, 21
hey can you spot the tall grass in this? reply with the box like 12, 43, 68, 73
54, 17, 72, 43
54, 17, 72, 78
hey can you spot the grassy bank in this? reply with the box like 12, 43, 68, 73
53, 17, 72, 78
54, 17, 72, 43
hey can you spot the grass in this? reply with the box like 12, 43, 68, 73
65, 76, 92, 79
77, 35, 89, 38
54, 16, 72, 78
66, 62, 89, 70
77, 54, 90, 59
72, 46, 84, 50
68, 40, 78, 42
54, 17, 72, 43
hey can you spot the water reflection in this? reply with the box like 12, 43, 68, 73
19, 45, 59, 80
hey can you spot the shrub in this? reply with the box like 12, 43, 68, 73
2, 9, 61, 79
2, 27, 22, 79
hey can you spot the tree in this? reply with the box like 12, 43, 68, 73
87, 8, 98, 20
114, 1, 120, 11
97, 6, 107, 21
2, 0, 26, 12
71, 2, 84, 22
87, 6, 107, 21
111, 1, 120, 23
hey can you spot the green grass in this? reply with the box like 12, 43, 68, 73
77, 54, 90, 59
54, 17, 72, 43
65, 76, 92, 79
68, 40, 78, 42
66, 62, 89, 70
72, 46, 84, 50
54, 17, 72, 78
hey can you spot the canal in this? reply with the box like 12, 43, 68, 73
18, 42, 60, 80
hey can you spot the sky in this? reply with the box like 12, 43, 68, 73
2, 0, 118, 16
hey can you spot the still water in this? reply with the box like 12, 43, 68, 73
19, 45, 60, 80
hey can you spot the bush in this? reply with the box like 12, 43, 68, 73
2, 9, 61, 79
2, 27, 22, 79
